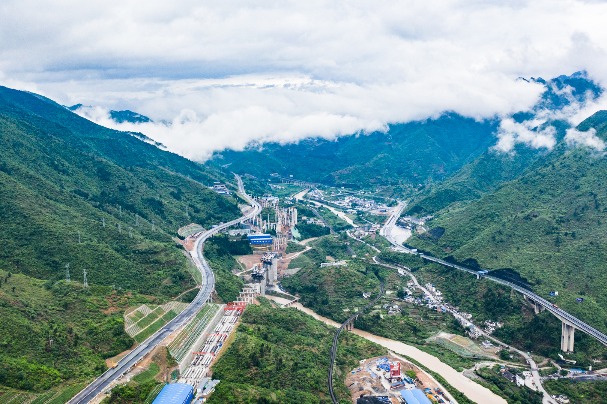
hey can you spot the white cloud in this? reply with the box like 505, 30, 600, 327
2, 1, 607, 159
494, 118, 557, 153
565, 127, 606, 150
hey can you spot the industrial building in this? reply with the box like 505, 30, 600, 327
152, 383, 194, 404
211, 182, 230, 195
247, 233, 273, 246
400, 388, 432, 404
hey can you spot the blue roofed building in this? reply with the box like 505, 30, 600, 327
401, 389, 419, 404
247, 233, 273, 245
412, 388, 432, 403
152, 383, 194, 404
401, 388, 432, 404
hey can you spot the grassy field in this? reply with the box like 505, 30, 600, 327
124, 302, 188, 339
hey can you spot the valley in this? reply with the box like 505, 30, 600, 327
3, 73, 607, 404
5, 2, 607, 403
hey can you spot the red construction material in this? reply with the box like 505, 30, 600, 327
225, 301, 247, 312
390, 362, 402, 379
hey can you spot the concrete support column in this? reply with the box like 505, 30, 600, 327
561, 322, 575, 352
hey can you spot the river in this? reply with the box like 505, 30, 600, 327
265, 295, 506, 404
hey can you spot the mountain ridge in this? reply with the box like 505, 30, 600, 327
407, 110, 607, 332
0, 85, 240, 393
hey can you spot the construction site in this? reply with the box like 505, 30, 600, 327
248, 198, 298, 252
346, 356, 451, 404
139, 196, 302, 402
156, 286, 262, 403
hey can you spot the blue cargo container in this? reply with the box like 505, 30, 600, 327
152, 383, 194, 404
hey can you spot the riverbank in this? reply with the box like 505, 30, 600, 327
265, 295, 506, 404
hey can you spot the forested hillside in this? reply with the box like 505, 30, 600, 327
210, 72, 602, 197
0, 86, 240, 393
208, 300, 385, 404
408, 111, 607, 332
210, 113, 498, 193
407, 72, 603, 215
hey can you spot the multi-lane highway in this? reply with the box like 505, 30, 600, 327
380, 202, 607, 348
379, 201, 407, 248
69, 175, 260, 404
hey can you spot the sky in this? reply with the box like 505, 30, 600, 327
2, 0, 607, 160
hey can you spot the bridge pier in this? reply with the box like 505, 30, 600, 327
561, 322, 575, 352
344, 318, 357, 331
534, 301, 545, 314
523, 295, 545, 314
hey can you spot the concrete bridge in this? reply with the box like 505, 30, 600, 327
283, 297, 300, 307
381, 202, 607, 354
522, 295, 576, 352
423, 253, 607, 353
343, 316, 356, 331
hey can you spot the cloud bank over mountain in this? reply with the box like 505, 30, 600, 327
2, 1, 607, 160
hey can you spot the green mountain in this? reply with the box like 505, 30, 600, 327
68, 104, 153, 124
0, 86, 240, 393
405, 144, 548, 216
210, 72, 602, 199
408, 110, 607, 332
109, 110, 153, 124
407, 72, 603, 215
210, 113, 498, 193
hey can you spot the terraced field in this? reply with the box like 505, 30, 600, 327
124, 301, 190, 342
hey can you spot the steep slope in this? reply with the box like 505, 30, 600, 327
210, 113, 498, 193
407, 72, 603, 215
0, 86, 240, 392
408, 111, 607, 332
405, 144, 547, 215
210, 72, 602, 197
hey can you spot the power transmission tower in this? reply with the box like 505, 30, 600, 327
78, 231, 81, 244
65, 263, 70, 282
83, 269, 88, 288
102, 217, 106, 227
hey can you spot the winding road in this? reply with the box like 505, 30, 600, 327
379, 202, 607, 404
381, 201, 607, 347
68, 175, 260, 404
